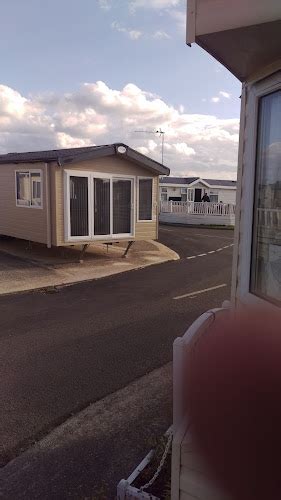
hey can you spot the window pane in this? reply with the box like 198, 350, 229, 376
113, 179, 132, 234
251, 90, 281, 305
209, 194, 218, 203
31, 172, 42, 207
139, 178, 153, 220
70, 176, 89, 237
94, 178, 110, 235
188, 189, 194, 201
16, 172, 30, 206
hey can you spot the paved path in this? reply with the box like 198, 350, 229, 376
0, 225, 233, 497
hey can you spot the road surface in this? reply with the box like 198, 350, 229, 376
0, 225, 233, 497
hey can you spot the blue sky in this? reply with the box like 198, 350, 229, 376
0, 0, 241, 178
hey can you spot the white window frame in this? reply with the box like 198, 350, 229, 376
137, 176, 154, 223
209, 190, 219, 203
65, 170, 92, 242
64, 170, 135, 242
15, 169, 43, 209
237, 71, 281, 310
188, 188, 194, 202
160, 186, 168, 202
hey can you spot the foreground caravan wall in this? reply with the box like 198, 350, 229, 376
231, 66, 281, 308
0, 144, 168, 247
170, 1, 281, 499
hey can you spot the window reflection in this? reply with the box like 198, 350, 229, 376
251, 90, 281, 305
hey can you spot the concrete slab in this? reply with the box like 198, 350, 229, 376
0, 238, 179, 295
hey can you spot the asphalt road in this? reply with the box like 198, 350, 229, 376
0, 225, 233, 468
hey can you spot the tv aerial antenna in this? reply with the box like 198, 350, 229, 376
134, 128, 165, 164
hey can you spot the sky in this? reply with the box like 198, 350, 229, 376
0, 0, 241, 179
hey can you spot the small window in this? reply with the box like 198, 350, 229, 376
161, 186, 168, 201
138, 178, 153, 221
251, 90, 281, 306
209, 191, 219, 203
188, 189, 194, 201
31, 172, 42, 207
16, 172, 30, 206
16, 170, 42, 208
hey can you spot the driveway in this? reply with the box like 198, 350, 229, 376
0, 225, 234, 497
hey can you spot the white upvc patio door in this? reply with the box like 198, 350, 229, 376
65, 171, 135, 241
66, 171, 91, 241
93, 175, 111, 237
112, 177, 133, 236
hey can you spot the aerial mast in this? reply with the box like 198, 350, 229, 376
134, 128, 165, 164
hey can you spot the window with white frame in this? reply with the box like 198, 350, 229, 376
161, 187, 168, 202
16, 170, 42, 208
138, 177, 153, 220
187, 189, 194, 202
209, 190, 219, 203
66, 171, 134, 240
251, 89, 281, 306
181, 187, 187, 202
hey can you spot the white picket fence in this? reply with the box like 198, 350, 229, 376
159, 201, 236, 226
160, 200, 236, 216
258, 208, 281, 228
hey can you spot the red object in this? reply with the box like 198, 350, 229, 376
185, 307, 281, 500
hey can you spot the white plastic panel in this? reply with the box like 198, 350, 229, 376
187, 0, 281, 42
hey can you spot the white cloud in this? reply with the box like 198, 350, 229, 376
111, 21, 142, 39
128, 30, 143, 40
219, 91, 231, 99
168, 9, 186, 34
173, 143, 195, 156
130, 0, 181, 10
97, 0, 111, 10
152, 30, 171, 39
0, 81, 239, 179
211, 91, 231, 103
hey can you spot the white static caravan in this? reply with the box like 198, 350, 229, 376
171, 1, 281, 500
0, 144, 169, 252
159, 177, 237, 204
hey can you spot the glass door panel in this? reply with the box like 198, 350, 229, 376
94, 178, 110, 235
113, 179, 132, 234
251, 90, 281, 305
70, 176, 89, 237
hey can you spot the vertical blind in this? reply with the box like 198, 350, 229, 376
70, 175, 156, 237
94, 178, 110, 235
113, 179, 132, 234
70, 176, 89, 237
138, 178, 153, 220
